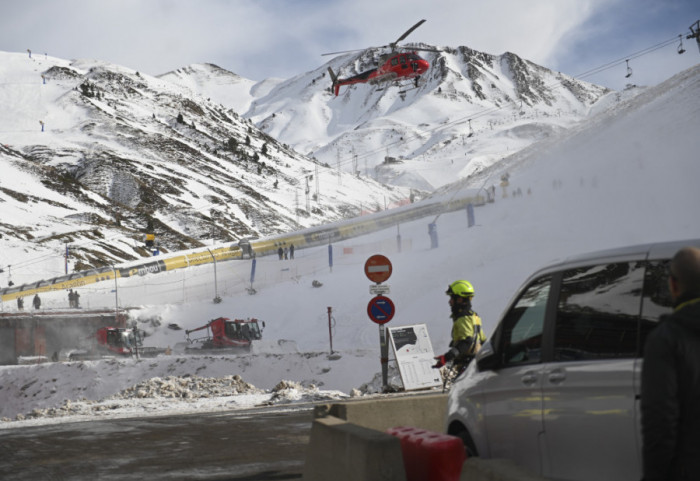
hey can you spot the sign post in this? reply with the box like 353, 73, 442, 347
365, 255, 394, 390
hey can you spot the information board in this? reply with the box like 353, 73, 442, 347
388, 324, 441, 391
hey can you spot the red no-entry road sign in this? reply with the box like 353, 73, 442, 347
367, 295, 395, 325
364, 254, 392, 284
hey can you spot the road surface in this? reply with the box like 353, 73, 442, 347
0, 406, 313, 480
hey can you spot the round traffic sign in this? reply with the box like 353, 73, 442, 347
367, 295, 395, 325
364, 254, 392, 283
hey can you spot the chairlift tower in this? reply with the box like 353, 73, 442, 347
688, 20, 700, 53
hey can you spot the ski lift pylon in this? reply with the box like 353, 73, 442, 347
687, 20, 700, 53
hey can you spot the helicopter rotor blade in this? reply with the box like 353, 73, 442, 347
393, 19, 426, 46
398, 46, 441, 53
322, 44, 387, 56
322, 20, 428, 57
321, 48, 366, 56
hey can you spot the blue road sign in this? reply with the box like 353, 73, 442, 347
367, 295, 395, 325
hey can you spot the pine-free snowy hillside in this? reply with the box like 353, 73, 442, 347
1, 64, 698, 426
0, 52, 409, 285
237, 44, 611, 190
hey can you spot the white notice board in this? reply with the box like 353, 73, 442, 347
388, 324, 441, 391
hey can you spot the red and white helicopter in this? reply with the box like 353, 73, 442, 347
323, 19, 438, 96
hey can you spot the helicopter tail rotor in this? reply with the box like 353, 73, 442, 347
327, 67, 341, 96
327, 67, 339, 85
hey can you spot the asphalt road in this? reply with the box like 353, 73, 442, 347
0, 406, 314, 481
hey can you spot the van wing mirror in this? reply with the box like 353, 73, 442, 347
475, 342, 500, 371
476, 352, 500, 371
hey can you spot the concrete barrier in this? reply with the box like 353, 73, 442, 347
314, 393, 448, 433
302, 416, 406, 481
305, 394, 548, 481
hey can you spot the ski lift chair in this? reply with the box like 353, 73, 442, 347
678, 35, 686, 54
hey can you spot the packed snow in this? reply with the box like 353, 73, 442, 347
1, 63, 699, 430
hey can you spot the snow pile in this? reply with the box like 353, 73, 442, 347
265, 380, 347, 405
3, 373, 350, 425
0, 349, 385, 425
113, 374, 260, 400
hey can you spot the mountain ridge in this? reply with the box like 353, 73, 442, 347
0, 51, 407, 285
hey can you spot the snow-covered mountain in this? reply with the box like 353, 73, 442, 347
0, 42, 631, 286
0, 52, 409, 284
233, 44, 612, 190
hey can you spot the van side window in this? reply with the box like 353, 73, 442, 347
500, 275, 550, 366
640, 260, 673, 354
554, 262, 645, 361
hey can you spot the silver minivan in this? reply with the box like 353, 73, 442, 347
446, 238, 700, 481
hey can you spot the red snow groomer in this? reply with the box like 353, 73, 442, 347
70, 326, 167, 360
185, 317, 263, 352
97, 326, 139, 356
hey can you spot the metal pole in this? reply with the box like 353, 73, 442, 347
206, 248, 220, 303
112, 265, 119, 320
380, 324, 389, 391
328, 243, 333, 273
327, 307, 334, 354
396, 224, 402, 253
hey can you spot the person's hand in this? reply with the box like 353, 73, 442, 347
432, 355, 446, 368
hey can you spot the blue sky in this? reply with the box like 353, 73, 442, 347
1, 0, 698, 91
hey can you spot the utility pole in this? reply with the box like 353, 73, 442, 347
207, 248, 221, 303
295, 188, 299, 224
315, 164, 320, 202
337, 151, 341, 185
112, 265, 119, 321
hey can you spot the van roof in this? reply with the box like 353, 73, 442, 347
530, 237, 700, 279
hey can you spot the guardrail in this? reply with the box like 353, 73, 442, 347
1, 191, 487, 304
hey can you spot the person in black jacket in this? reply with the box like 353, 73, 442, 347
642, 246, 700, 481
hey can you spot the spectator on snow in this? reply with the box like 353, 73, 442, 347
33, 294, 41, 310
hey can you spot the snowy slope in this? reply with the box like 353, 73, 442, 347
158, 63, 259, 114
0, 51, 410, 286
236, 45, 611, 190
1, 63, 698, 426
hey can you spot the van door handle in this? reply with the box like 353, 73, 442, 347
521, 372, 538, 385
548, 369, 566, 384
